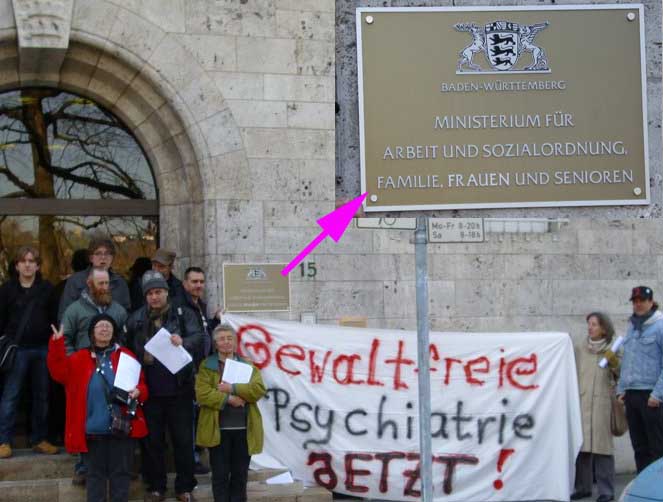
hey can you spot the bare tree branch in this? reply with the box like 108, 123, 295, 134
1, 190, 28, 198
57, 216, 105, 230
0, 149, 36, 196
43, 162, 144, 199
47, 111, 119, 129
0, 89, 152, 202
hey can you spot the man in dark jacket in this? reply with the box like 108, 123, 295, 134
125, 270, 203, 502
0, 246, 58, 458
180, 266, 221, 361
180, 266, 221, 475
58, 237, 131, 321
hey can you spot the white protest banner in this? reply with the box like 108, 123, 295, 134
225, 314, 582, 502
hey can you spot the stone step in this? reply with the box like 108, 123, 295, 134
0, 449, 75, 481
0, 450, 331, 501
0, 449, 284, 482
0, 476, 331, 502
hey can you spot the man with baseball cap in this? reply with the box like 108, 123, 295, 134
152, 249, 186, 304
617, 285, 663, 473
132, 249, 186, 311
125, 270, 203, 502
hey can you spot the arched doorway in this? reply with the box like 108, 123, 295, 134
0, 87, 159, 283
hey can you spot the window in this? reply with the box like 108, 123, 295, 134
0, 88, 158, 282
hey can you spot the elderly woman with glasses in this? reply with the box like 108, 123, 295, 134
48, 313, 148, 502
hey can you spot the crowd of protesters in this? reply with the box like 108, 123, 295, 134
2, 238, 663, 502
0, 239, 265, 502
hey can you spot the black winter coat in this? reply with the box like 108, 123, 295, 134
0, 275, 55, 347
125, 304, 204, 392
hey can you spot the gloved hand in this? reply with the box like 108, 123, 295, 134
604, 349, 619, 369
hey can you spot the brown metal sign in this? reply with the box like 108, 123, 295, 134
223, 263, 291, 312
357, 5, 648, 211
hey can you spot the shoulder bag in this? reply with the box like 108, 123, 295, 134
94, 353, 133, 437
610, 395, 628, 436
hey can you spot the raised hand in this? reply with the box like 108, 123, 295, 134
50, 324, 64, 340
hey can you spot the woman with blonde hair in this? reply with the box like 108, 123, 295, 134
572, 312, 620, 502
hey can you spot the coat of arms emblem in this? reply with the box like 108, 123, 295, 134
454, 20, 550, 73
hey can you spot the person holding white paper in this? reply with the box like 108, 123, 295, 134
48, 313, 148, 502
125, 271, 203, 502
195, 324, 266, 502
572, 312, 620, 502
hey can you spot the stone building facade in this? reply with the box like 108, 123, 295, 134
1, 0, 662, 473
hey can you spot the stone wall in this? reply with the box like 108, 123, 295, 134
171, 0, 338, 300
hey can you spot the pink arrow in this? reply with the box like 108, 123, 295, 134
281, 192, 368, 276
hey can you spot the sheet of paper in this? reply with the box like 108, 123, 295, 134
222, 358, 253, 384
113, 352, 141, 391
265, 471, 294, 485
144, 327, 192, 374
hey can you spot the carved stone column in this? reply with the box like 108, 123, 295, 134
12, 0, 74, 75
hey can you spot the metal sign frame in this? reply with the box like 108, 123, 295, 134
357, 4, 649, 212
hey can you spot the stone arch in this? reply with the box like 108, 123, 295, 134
0, 2, 247, 272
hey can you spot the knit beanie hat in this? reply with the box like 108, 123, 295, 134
142, 270, 169, 296
87, 312, 119, 346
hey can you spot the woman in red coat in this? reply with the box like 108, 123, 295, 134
48, 313, 148, 502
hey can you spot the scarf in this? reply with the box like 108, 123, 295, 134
630, 306, 657, 334
586, 336, 609, 355
148, 303, 170, 328
142, 303, 170, 365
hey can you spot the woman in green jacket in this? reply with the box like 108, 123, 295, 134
195, 324, 266, 502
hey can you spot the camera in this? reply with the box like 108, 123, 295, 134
112, 388, 138, 416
